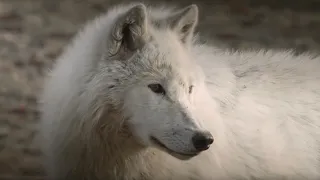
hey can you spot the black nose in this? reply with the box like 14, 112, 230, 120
192, 131, 214, 151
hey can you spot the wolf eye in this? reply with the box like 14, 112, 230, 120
148, 84, 166, 95
189, 85, 194, 94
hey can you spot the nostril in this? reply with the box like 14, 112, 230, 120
192, 131, 214, 151
206, 136, 214, 144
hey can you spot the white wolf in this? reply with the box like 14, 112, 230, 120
39, 2, 320, 180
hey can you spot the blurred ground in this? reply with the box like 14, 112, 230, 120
1, 0, 320, 179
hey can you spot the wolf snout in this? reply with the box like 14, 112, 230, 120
192, 131, 214, 151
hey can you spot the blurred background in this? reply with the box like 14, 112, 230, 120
0, 0, 320, 179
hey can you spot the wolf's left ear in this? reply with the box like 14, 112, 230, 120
167, 4, 198, 44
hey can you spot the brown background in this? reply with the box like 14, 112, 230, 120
1, 0, 320, 179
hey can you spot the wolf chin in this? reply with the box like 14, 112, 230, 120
39, 2, 320, 180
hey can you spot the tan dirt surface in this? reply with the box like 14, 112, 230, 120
1, 0, 320, 179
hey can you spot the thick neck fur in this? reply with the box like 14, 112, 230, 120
80, 107, 183, 179
79, 108, 231, 180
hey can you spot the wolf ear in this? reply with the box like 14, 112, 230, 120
167, 4, 198, 44
108, 4, 148, 57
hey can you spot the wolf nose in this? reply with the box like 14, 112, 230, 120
192, 131, 214, 151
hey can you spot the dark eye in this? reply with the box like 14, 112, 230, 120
189, 85, 194, 94
148, 84, 166, 95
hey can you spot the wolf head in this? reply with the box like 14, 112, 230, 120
98, 3, 214, 160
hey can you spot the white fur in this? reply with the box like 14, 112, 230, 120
40, 3, 320, 180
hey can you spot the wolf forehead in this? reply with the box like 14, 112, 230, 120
132, 34, 197, 79
108, 39, 199, 90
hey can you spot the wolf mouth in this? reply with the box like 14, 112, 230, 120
150, 136, 199, 160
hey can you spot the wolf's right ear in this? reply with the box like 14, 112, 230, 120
107, 4, 148, 57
